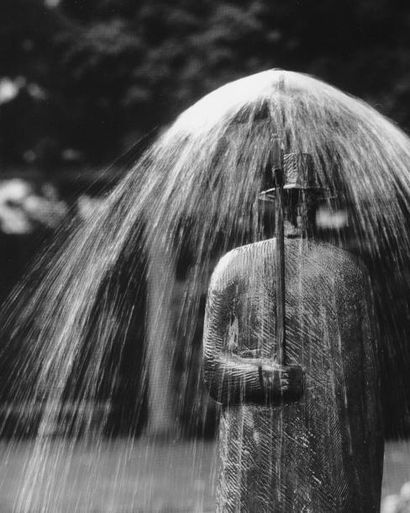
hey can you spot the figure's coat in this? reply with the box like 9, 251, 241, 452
203, 238, 383, 512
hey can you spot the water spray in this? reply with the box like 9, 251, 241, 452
5, 69, 408, 513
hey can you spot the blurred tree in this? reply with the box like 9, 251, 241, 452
0, 0, 63, 166
2, 0, 410, 168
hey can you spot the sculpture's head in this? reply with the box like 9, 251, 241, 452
259, 152, 330, 238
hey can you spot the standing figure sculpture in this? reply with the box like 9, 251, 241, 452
203, 152, 384, 512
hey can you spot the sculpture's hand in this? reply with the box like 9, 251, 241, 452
260, 363, 304, 404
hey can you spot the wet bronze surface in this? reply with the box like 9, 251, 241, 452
203, 238, 384, 512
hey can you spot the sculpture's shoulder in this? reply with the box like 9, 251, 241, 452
311, 242, 369, 279
209, 239, 276, 292
298, 241, 371, 296
209, 239, 370, 293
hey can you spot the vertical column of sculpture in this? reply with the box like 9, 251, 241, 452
203, 153, 384, 512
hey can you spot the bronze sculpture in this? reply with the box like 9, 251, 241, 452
203, 151, 384, 512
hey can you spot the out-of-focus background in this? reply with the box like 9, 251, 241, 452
2, 0, 410, 298
2, 1, 410, 512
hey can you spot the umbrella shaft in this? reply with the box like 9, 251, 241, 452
274, 167, 286, 364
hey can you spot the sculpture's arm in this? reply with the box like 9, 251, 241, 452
203, 286, 303, 406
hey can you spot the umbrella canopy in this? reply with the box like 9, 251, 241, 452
3, 69, 410, 445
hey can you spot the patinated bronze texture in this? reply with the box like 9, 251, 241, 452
203, 238, 383, 512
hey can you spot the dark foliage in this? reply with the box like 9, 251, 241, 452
1, 0, 410, 168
